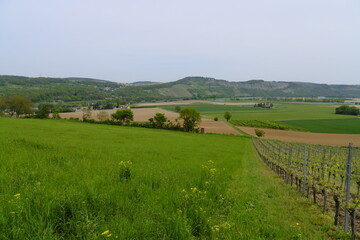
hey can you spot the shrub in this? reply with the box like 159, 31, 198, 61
214, 117, 218, 121
224, 112, 232, 122
255, 129, 265, 137
112, 109, 134, 124
179, 108, 201, 132
335, 105, 359, 116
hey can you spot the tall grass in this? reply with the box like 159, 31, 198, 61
0, 118, 336, 239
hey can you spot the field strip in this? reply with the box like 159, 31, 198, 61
59, 108, 241, 135
135, 100, 255, 106
238, 126, 360, 147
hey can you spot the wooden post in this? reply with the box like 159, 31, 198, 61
302, 146, 307, 194
344, 143, 353, 232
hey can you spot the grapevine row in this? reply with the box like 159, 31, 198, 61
253, 139, 360, 239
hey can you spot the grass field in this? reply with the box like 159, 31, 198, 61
161, 103, 358, 134
0, 118, 339, 239
162, 103, 351, 121
281, 118, 360, 134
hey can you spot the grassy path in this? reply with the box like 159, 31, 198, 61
222, 141, 334, 239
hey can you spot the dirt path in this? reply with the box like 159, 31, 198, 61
239, 126, 360, 147
59, 108, 241, 135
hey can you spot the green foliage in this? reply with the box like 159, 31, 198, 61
175, 105, 181, 112
111, 109, 134, 123
151, 113, 168, 128
179, 108, 201, 132
35, 104, 51, 119
282, 118, 360, 134
335, 105, 360, 116
214, 117, 218, 121
52, 110, 61, 120
0, 96, 34, 117
224, 111, 232, 121
255, 129, 265, 137
231, 119, 306, 131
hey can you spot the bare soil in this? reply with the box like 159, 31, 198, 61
59, 108, 241, 135
239, 127, 360, 147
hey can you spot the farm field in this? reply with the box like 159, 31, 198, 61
160, 102, 352, 121
59, 107, 240, 135
281, 118, 360, 134
0, 118, 335, 239
239, 126, 360, 147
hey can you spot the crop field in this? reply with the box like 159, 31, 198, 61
161, 103, 352, 121
281, 118, 360, 134
239, 127, 360, 147
0, 118, 336, 239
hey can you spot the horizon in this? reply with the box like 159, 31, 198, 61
2, 74, 360, 86
1, 1, 359, 84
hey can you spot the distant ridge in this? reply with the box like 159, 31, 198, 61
0, 75, 359, 102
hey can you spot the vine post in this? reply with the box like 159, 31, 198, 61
286, 147, 292, 183
344, 143, 353, 232
302, 146, 307, 194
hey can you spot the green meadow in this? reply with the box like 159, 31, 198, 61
162, 103, 358, 134
281, 118, 360, 134
0, 118, 338, 239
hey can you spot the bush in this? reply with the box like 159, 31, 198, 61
335, 105, 360, 116
255, 129, 265, 137
214, 117, 218, 121
112, 109, 134, 123
224, 112, 232, 122
179, 108, 201, 132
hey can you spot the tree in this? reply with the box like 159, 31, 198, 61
36, 104, 51, 119
224, 111, 232, 121
5, 96, 34, 117
151, 113, 167, 128
175, 105, 181, 113
82, 106, 92, 120
335, 105, 359, 116
112, 109, 134, 124
52, 110, 61, 119
179, 108, 201, 132
255, 129, 265, 138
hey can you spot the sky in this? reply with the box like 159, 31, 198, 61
0, 0, 359, 84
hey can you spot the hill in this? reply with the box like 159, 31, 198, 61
0, 75, 124, 102
132, 77, 360, 99
1, 75, 360, 102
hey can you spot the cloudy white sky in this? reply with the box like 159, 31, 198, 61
0, 0, 359, 84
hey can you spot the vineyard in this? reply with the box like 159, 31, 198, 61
253, 139, 360, 239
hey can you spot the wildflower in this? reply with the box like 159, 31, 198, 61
13, 193, 20, 198
190, 187, 198, 192
211, 225, 220, 232
101, 230, 112, 237
36, 181, 41, 185
181, 189, 186, 193
296, 222, 300, 226
204, 181, 210, 185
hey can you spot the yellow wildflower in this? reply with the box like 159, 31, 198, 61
101, 230, 112, 237
13, 193, 20, 198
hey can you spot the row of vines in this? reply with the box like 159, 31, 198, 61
253, 139, 360, 239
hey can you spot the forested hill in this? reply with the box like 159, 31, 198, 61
1, 75, 360, 102
0, 75, 125, 102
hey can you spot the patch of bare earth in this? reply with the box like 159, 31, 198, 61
239, 127, 360, 147
59, 108, 241, 135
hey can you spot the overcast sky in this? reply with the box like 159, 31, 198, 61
1, 0, 359, 84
